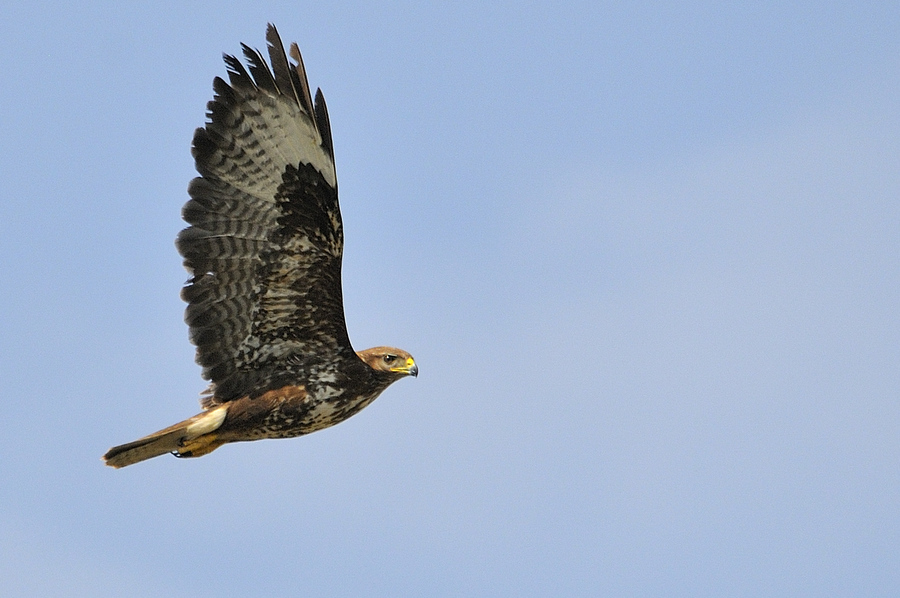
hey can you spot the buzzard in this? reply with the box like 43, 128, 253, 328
103, 25, 417, 468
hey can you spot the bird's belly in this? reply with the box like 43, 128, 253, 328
228, 386, 382, 441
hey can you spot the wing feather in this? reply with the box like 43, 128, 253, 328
241, 43, 278, 95
265, 24, 302, 109
181, 27, 350, 402
288, 42, 316, 118
314, 88, 334, 161
223, 55, 255, 90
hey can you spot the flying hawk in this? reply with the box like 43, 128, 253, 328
103, 25, 417, 468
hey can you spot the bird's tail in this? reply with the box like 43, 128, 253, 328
103, 405, 228, 468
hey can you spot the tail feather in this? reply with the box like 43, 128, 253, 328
103, 406, 228, 468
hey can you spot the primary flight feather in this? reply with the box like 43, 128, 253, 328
103, 24, 417, 468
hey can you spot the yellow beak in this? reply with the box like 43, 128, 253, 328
391, 357, 418, 377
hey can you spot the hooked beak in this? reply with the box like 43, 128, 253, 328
391, 357, 418, 377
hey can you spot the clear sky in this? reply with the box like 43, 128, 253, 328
1, 2, 898, 596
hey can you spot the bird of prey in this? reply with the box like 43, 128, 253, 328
103, 25, 417, 468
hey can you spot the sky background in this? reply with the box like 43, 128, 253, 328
1, 1, 898, 596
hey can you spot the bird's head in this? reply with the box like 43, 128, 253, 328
357, 347, 418, 378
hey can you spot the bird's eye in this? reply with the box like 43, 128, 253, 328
383, 355, 396, 363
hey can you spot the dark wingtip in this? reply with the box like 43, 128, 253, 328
314, 88, 334, 160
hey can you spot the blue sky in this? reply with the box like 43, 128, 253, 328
1, 2, 898, 596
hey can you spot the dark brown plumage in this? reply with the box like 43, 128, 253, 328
103, 25, 417, 469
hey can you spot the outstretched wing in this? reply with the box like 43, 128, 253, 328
177, 24, 353, 403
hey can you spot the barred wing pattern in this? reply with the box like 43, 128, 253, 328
177, 24, 353, 403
